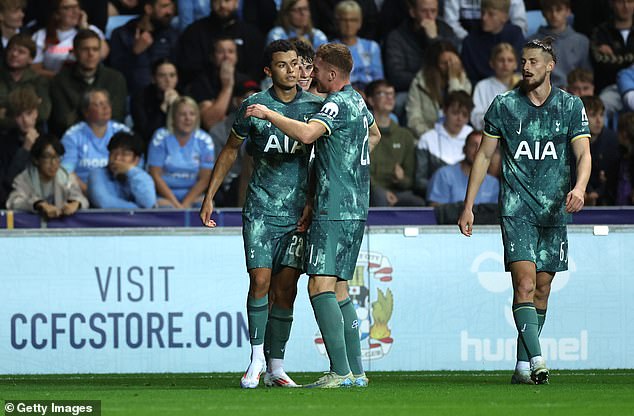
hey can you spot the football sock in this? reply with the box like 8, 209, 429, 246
537, 308, 547, 336
517, 308, 548, 362
339, 297, 364, 375
513, 302, 542, 359
266, 305, 293, 360
247, 295, 268, 347
310, 291, 350, 376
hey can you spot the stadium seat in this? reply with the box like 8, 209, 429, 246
525, 10, 546, 38
105, 14, 138, 39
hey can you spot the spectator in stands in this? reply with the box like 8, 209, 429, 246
415, 90, 474, 198
60, 89, 130, 193
580, 96, 620, 206
108, 0, 143, 16
384, 0, 459, 114
367, 79, 424, 207
178, 0, 277, 36
6, 133, 88, 217
266, 0, 327, 48
147, 96, 215, 208
471, 42, 520, 130
567, 68, 595, 97
427, 130, 499, 205
0, 34, 50, 130
461, 0, 524, 84
109, 0, 178, 95
130, 57, 179, 148
0, 87, 42, 208
31, 0, 108, 79
617, 112, 634, 205
88, 131, 156, 208
209, 79, 259, 207
444, 0, 527, 40
406, 40, 471, 138
591, 0, 634, 113
332, 1, 383, 91
176, 0, 264, 84
0, 0, 26, 67
527, 0, 591, 89
310, 0, 378, 40
187, 36, 249, 130
49, 29, 127, 136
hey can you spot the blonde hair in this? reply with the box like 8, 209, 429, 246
167, 96, 200, 135
335, 0, 362, 19
482, 0, 510, 13
490, 42, 517, 62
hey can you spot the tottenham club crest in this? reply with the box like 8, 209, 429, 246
314, 251, 395, 360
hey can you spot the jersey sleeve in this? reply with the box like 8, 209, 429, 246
365, 104, 376, 128
198, 131, 215, 169
309, 95, 340, 137
569, 96, 591, 143
147, 130, 168, 167
231, 99, 251, 140
483, 97, 502, 139
60, 131, 79, 173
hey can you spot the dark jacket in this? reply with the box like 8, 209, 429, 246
130, 83, 170, 148
0, 66, 51, 130
591, 20, 634, 92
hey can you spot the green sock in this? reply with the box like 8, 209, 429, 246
310, 292, 350, 376
537, 308, 547, 336
339, 297, 364, 375
247, 295, 268, 346
512, 302, 542, 359
266, 305, 293, 360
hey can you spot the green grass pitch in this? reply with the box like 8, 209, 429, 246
1, 371, 633, 416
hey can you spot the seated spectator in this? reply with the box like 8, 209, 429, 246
109, 0, 178, 95
130, 57, 179, 148
415, 90, 474, 197
31, 0, 108, 79
444, 0, 528, 40
471, 42, 520, 130
147, 96, 215, 208
591, 0, 634, 113
617, 112, 634, 205
527, 0, 591, 89
266, 0, 327, 48
567, 68, 595, 97
187, 36, 249, 130
0, 87, 42, 208
0, 0, 26, 67
427, 130, 499, 205
384, 0, 459, 114
49, 29, 127, 136
108, 0, 143, 15
406, 40, 471, 138
367, 80, 424, 207
88, 131, 156, 208
580, 96, 620, 206
332, 1, 383, 91
176, 0, 264, 85
6, 133, 88, 217
461, 0, 524, 84
0, 33, 51, 130
310, 0, 378, 40
61, 89, 130, 193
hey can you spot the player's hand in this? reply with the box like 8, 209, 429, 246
199, 195, 216, 227
245, 104, 270, 120
297, 202, 313, 232
566, 188, 585, 213
458, 208, 474, 237
62, 200, 80, 216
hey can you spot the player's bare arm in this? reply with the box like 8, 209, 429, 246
199, 133, 243, 227
458, 135, 499, 237
368, 122, 381, 151
245, 103, 326, 144
566, 137, 592, 213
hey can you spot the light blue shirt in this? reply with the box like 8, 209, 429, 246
266, 26, 328, 48
147, 128, 215, 200
88, 166, 157, 209
428, 163, 499, 204
176, 0, 211, 32
333, 37, 384, 87
61, 121, 130, 183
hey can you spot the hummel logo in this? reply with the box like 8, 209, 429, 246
520, 323, 527, 333
516, 120, 522, 135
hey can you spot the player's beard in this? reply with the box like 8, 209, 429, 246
521, 72, 547, 93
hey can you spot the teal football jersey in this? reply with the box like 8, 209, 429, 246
483, 87, 590, 226
233, 87, 323, 217
310, 85, 376, 220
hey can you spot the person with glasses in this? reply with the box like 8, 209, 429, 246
266, 0, 326, 49
459, 37, 592, 385
6, 133, 88, 217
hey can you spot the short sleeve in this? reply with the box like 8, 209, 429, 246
483, 97, 502, 139
309, 96, 340, 136
60, 131, 78, 173
147, 129, 168, 167
197, 131, 215, 169
569, 96, 591, 143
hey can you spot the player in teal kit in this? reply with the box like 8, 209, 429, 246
199, 40, 322, 389
458, 38, 592, 385
246, 43, 381, 388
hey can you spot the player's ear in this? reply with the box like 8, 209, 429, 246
263, 66, 272, 78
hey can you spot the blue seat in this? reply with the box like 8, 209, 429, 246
525, 10, 546, 38
105, 14, 138, 39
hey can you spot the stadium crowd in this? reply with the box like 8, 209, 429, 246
1, 0, 634, 219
